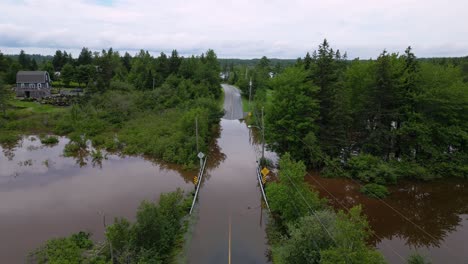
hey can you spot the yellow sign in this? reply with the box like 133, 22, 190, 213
261, 167, 270, 177
193, 176, 198, 185
262, 174, 267, 184
248, 112, 252, 117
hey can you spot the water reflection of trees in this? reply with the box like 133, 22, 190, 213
309, 176, 468, 249
367, 181, 468, 248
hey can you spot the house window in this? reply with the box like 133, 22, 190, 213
38, 83, 42, 89
46, 83, 49, 88
29, 83, 35, 88
21, 83, 25, 88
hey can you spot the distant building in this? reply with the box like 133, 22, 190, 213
15, 71, 52, 98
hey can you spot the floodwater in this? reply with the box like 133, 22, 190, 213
188, 85, 269, 263
0, 136, 194, 262
306, 173, 468, 264
188, 119, 269, 264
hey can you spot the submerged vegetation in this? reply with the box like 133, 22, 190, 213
30, 190, 192, 264
265, 154, 386, 263
0, 48, 223, 166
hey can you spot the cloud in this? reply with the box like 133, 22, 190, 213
0, 0, 467, 58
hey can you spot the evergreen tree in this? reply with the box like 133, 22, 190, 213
18, 50, 30, 70
169, 49, 181, 75
266, 67, 320, 163
77, 47, 93, 65
30, 58, 38, 70
53, 50, 64, 71
304, 52, 312, 70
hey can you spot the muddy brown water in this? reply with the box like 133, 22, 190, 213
0, 136, 195, 263
188, 119, 269, 264
306, 173, 468, 263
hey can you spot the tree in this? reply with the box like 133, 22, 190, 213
75, 65, 95, 87
304, 52, 312, 70
77, 47, 93, 65
61, 63, 75, 86
266, 153, 323, 222
40, 61, 55, 81
122, 52, 132, 73
0, 77, 10, 117
30, 58, 38, 70
266, 67, 321, 163
169, 49, 181, 75
52, 50, 64, 71
18, 50, 30, 70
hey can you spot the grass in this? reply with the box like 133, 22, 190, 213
218, 86, 225, 110
242, 95, 250, 112
10, 100, 68, 114
0, 99, 67, 145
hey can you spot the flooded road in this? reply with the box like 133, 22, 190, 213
188, 86, 268, 263
0, 136, 194, 262
306, 173, 468, 263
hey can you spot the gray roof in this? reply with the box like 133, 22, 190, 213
16, 71, 48, 83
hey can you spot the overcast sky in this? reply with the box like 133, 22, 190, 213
1, 0, 467, 59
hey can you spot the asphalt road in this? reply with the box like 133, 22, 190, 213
187, 85, 268, 264
222, 84, 244, 120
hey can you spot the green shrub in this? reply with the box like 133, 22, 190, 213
360, 183, 389, 198
30, 232, 93, 264
40, 135, 59, 145
407, 253, 431, 264
347, 154, 397, 184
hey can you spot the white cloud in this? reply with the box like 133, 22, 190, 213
0, 0, 467, 58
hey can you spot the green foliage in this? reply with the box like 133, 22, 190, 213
104, 190, 189, 263
360, 183, 389, 198
31, 232, 93, 264
407, 253, 431, 264
347, 154, 397, 184
40, 135, 59, 145
267, 153, 325, 222
266, 67, 321, 164
272, 206, 385, 264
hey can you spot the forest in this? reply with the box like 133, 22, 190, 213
226, 40, 468, 197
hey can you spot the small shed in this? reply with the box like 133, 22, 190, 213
16, 71, 52, 98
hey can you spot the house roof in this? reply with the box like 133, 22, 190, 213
16, 71, 48, 83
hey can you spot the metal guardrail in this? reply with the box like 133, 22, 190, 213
189, 157, 207, 215
256, 166, 271, 212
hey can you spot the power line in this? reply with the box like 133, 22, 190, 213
270, 120, 455, 254
307, 174, 406, 263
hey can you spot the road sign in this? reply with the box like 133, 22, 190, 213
261, 167, 270, 177
197, 152, 205, 159
248, 112, 252, 117
193, 176, 198, 185
262, 174, 267, 184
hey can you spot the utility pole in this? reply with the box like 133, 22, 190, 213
261, 106, 265, 163
195, 117, 199, 153
249, 78, 252, 110
196, 117, 203, 168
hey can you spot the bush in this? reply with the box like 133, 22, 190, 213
30, 232, 93, 264
40, 135, 59, 145
360, 183, 389, 198
347, 154, 397, 184
407, 253, 431, 264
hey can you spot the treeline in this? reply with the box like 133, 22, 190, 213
234, 40, 467, 189
0, 48, 223, 166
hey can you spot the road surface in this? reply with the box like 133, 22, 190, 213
222, 84, 244, 120
187, 84, 268, 263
